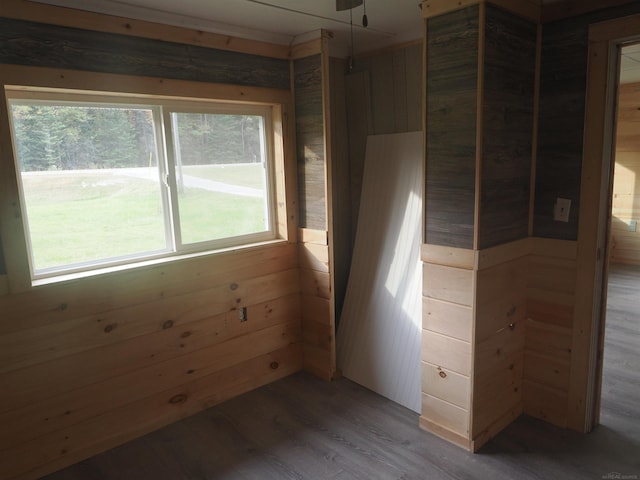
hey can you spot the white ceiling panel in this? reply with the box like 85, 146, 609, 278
30, 0, 424, 56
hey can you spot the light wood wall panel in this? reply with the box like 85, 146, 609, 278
523, 238, 577, 428
611, 83, 640, 265
420, 245, 474, 447
0, 244, 303, 480
0, 16, 304, 479
298, 229, 335, 381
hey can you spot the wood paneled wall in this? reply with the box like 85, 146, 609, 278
294, 54, 326, 231
479, 5, 536, 249
345, 42, 422, 250
524, 238, 576, 427
0, 245, 302, 480
0, 17, 290, 90
420, 240, 529, 452
425, 7, 479, 249
534, 2, 640, 240
611, 83, 640, 265
0, 12, 310, 479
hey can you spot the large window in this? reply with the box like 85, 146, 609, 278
6, 88, 276, 280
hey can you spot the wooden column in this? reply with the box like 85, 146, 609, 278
421, 0, 540, 451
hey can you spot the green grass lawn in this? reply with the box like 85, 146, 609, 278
22, 164, 268, 272
181, 163, 266, 189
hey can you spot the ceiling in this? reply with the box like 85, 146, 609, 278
621, 44, 640, 84
31, 0, 425, 56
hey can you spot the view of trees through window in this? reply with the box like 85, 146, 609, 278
8, 96, 272, 278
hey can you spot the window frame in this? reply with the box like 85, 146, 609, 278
0, 72, 293, 290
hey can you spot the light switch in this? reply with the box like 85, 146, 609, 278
554, 197, 571, 222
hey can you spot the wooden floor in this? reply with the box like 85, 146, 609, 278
42, 264, 640, 480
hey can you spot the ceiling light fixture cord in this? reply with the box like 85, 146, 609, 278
362, 0, 368, 27
349, 6, 354, 70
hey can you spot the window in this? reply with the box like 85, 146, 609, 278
6, 88, 276, 280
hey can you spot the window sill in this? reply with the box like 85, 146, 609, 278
30, 238, 290, 289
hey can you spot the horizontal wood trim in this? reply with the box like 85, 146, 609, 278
0, 344, 302, 480
471, 403, 522, 452
422, 361, 471, 410
0, 0, 291, 59
422, 0, 478, 18
423, 297, 473, 342
298, 243, 329, 273
290, 38, 322, 60
421, 393, 470, 438
488, 0, 541, 22
0, 65, 291, 106
421, 244, 475, 269
298, 228, 328, 245
529, 237, 577, 259
423, 263, 475, 307
476, 238, 531, 270
422, 330, 472, 376
419, 416, 472, 450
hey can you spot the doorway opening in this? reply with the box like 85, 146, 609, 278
598, 43, 640, 437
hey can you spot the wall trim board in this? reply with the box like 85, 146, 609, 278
421, 244, 475, 270
473, 2, 486, 251
419, 416, 473, 450
290, 38, 322, 60
298, 228, 328, 246
0, 0, 291, 60
569, 15, 640, 434
422, 0, 541, 22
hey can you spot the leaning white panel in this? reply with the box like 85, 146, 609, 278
337, 131, 422, 413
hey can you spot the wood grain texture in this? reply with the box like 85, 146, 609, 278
479, 5, 536, 249
346, 43, 422, 249
0, 17, 290, 90
294, 55, 326, 231
534, 2, 640, 241
425, 6, 479, 249
41, 363, 640, 480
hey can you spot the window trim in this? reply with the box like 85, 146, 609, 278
0, 67, 294, 291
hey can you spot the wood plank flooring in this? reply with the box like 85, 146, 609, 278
41, 264, 640, 480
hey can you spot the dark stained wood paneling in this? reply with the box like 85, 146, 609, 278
0, 18, 290, 90
534, 3, 640, 240
425, 6, 479, 249
479, 5, 537, 249
294, 55, 326, 231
